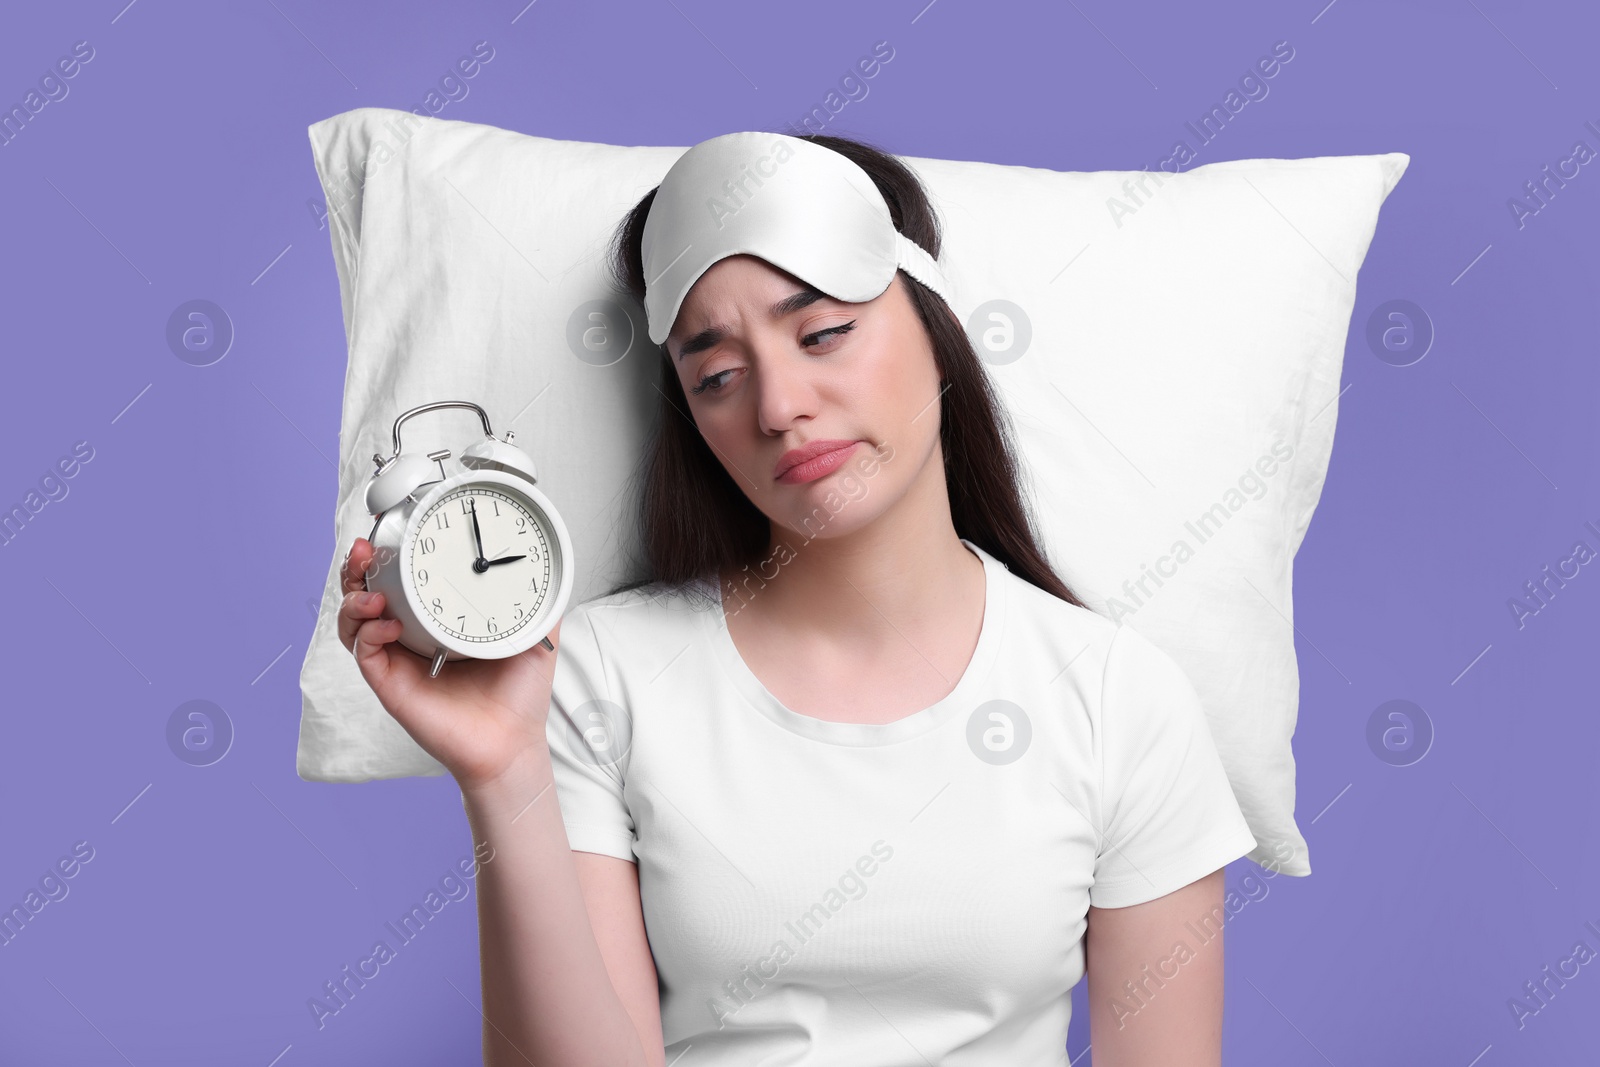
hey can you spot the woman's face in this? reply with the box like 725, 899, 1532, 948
664, 254, 945, 544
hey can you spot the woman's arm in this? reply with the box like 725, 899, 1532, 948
463, 744, 665, 1067
1085, 868, 1229, 1067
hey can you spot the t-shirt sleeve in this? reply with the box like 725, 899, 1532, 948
544, 601, 637, 862
1089, 623, 1257, 909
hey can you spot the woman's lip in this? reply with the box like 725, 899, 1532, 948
775, 438, 862, 479
776, 441, 861, 485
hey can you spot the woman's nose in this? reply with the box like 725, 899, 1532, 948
754, 345, 820, 435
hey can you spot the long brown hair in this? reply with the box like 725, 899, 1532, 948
602, 131, 1086, 612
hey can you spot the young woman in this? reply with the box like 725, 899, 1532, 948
337, 131, 1256, 1067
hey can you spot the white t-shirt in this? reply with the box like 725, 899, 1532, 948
545, 538, 1256, 1066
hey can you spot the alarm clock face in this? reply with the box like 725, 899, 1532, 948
405, 482, 561, 646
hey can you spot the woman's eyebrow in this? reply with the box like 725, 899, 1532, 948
675, 287, 830, 361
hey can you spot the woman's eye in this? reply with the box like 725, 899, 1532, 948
803, 320, 856, 347
689, 321, 856, 397
691, 369, 734, 396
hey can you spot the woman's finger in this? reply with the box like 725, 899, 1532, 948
342, 538, 371, 594
351, 614, 403, 678
338, 589, 386, 653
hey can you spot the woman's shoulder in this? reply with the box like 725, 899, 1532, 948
998, 563, 1120, 651
996, 565, 1209, 715
562, 574, 720, 639
550, 577, 720, 691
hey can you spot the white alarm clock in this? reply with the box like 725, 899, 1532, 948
360, 400, 574, 678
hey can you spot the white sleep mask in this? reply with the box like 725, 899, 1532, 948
640, 131, 954, 346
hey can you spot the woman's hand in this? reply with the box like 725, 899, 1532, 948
336, 536, 561, 791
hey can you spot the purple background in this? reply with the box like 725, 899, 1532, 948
2, 0, 1595, 1063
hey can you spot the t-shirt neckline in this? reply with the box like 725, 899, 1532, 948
699, 538, 1007, 747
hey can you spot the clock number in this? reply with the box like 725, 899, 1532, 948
435, 510, 451, 531
486, 617, 497, 634
420, 536, 436, 555
527, 544, 541, 562
491, 499, 502, 517
460, 497, 475, 515
416, 569, 429, 588
512, 603, 523, 620
457, 615, 467, 632
431, 597, 443, 615
514, 516, 526, 534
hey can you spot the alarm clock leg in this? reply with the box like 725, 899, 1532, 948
429, 647, 449, 678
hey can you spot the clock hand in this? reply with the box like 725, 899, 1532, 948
483, 545, 524, 567
468, 497, 487, 568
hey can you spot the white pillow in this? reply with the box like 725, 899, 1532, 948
297, 106, 1408, 880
